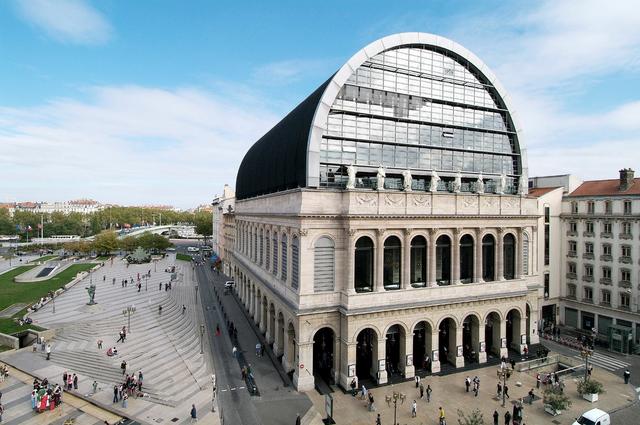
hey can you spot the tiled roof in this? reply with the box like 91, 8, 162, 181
528, 187, 561, 197
569, 178, 640, 197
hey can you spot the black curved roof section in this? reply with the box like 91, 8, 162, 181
235, 77, 332, 200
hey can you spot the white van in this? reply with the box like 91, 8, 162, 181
572, 408, 610, 425
187, 246, 199, 252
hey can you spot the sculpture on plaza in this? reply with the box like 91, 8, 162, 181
86, 282, 96, 305
452, 171, 462, 193
476, 173, 485, 194
402, 169, 413, 192
429, 170, 440, 192
496, 173, 507, 195
377, 165, 386, 190
518, 174, 527, 196
346, 164, 357, 190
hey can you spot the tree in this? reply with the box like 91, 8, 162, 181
457, 409, 485, 425
120, 236, 138, 252
93, 231, 119, 255
194, 212, 212, 243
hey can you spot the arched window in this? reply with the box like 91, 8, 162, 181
281, 233, 288, 282
522, 232, 529, 275
503, 233, 516, 280
410, 235, 427, 287
436, 235, 451, 285
482, 234, 495, 281
314, 237, 335, 292
272, 233, 278, 276
291, 236, 299, 289
384, 236, 402, 290
459, 234, 474, 283
265, 231, 271, 271
355, 236, 374, 292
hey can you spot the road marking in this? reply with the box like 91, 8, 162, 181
572, 352, 630, 372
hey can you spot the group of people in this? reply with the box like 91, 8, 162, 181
112, 370, 144, 408
30, 378, 63, 413
61, 371, 78, 391
493, 399, 525, 425
0, 364, 8, 382
464, 376, 481, 396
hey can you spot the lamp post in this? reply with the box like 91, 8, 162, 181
385, 390, 406, 425
48, 290, 55, 314
144, 275, 148, 292
122, 304, 136, 333
580, 347, 593, 381
200, 324, 205, 354
497, 366, 512, 407
195, 285, 199, 304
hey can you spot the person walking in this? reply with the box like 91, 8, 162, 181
493, 410, 499, 425
121, 360, 127, 375
375, 413, 381, 425
45, 343, 51, 360
232, 346, 237, 358
465, 376, 471, 392
73, 373, 78, 390
415, 375, 420, 388
350, 378, 357, 396
419, 382, 424, 399
122, 392, 128, 408
295, 413, 301, 425
117, 331, 125, 343
368, 392, 375, 412
411, 399, 417, 417
624, 369, 631, 384
182, 305, 186, 315
112, 385, 119, 403
528, 388, 535, 404
504, 410, 511, 425
92, 381, 98, 394
190, 404, 197, 423
426, 384, 432, 402
438, 406, 445, 425
256, 343, 261, 357
536, 373, 540, 389
0, 402, 4, 423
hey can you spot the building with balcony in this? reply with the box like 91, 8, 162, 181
212, 184, 236, 275
231, 33, 541, 391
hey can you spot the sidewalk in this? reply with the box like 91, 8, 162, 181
306, 350, 637, 425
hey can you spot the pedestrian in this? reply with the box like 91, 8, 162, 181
98, 339, 103, 349
232, 346, 237, 358
624, 369, 631, 384
350, 378, 357, 396
159, 282, 162, 291
411, 399, 417, 417
474, 382, 479, 397
376, 413, 381, 425
415, 374, 420, 388
121, 360, 127, 375
419, 382, 424, 399
92, 380, 98, 394
295, 413, 301, 425
117, 331, 125, 343
0, 402, 4, 423
536, 373, 540, 389
493, 410, 499, 425
361, 384, 367, 400
73, 373, 78, 390
368, 392, 375, 411
122, 392, 128, 408
182, 305, 186, 315
528, 388, 534, 404
465, 376, 471, 392
113, 385, 119, 403
260, 344, 265, 357
46, 343, 51, 360
504, 384, 510, 398
504, 410, 511, 425
438, 406, 445, 425
426, 384, 432, 402
63, 371, 68, 385
190, 403, 197, 423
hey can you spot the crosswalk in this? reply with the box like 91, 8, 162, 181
572, 351, 630, 372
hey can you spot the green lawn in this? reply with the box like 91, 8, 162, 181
96, 255, 111, 261
176, 253, 192, 262
0, 318, 44, 335
0, 263, 97, 334
28, 255, 58, 263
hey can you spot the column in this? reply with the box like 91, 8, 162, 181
452, 228, 461, 285
519, 314, 528, 355
259, 301, 267, 334
376, 338, 387, 384
340, 341, 357, 390
529, 305, 540, 344
497, 229, 505, 281
265, 309, 273, 344
428, 229, 437, 287
254, 290, 260, 323
346, 229, 356, 294
516, 228, 524, 279
376, 229, 385, 292
293, 342, 315, 391
499, 319, 508, 358
453, 325, 464, 368
249, 285, 254, 316
273, 320, 282, 357
430, 331, 441, 373
402, 229, 412, 289
402, 331, 415, 378
475, 228, 483, 283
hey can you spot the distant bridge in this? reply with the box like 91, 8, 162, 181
119, 225, 197, 238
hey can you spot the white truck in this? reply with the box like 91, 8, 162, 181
572, 408, 610, 425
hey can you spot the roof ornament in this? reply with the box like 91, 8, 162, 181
377, 165, 386, 191
476, 174, 485, 194
346, 164, 357, 190
496, 173, 507, 195
429, 170, 440, 192
452, 171, 462, 193
402, 169, 413, 192
518, 174, 527, 196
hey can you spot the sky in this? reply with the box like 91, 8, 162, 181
1, 0, 640, 208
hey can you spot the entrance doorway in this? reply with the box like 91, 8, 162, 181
413, 321, 432, 372
385, 325, 403, 376
313, 327, 335, 386
356, 328, 378, 382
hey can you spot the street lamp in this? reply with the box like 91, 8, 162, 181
48, 290, 55, 314
195, 285, 199, 304
385, 390, 406, 425
580, 347, 593, 381
122, 305, 136, 333
211, 374, 217, 412
200, 324, 205, 354
497, 366, 512, 407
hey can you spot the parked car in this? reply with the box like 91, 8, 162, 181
572, 408, 610, 425
224, 281, 235, 288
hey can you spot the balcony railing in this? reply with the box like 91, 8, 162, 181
600, 232, 613, 238
619, 304, 631, 311
599, 277, 612, 286
619, 233, 633, 240
619, 256, 632, 264
619, 280, 632, 289
600, 254, 612, 262
582, 275, 594, 283
566, 230, 578, 237
599, 301, 611, 307
566, 293, 577, 300
582, 297, 594, 303
568, 251, 577, 258
566, 272, 577, 280
582, 253, 595, 260
583, 231, 595, 238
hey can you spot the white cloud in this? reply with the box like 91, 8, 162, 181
252, 59, 333, 85
0, 85, 278, 207
15, 0, 113, 44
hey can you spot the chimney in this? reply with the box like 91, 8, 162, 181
619, 168, 635, 191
